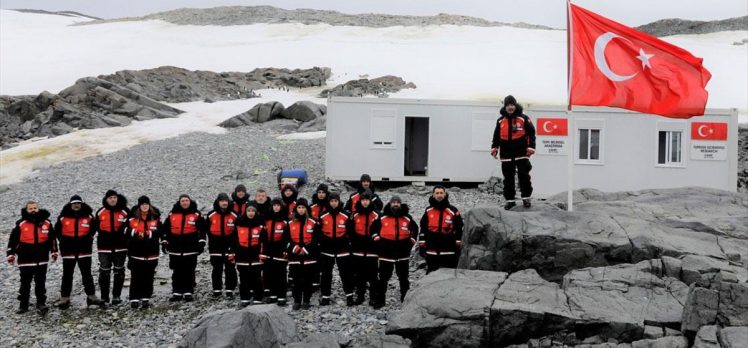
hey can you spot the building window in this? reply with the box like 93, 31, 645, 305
578, 128, 601, 161
657, 130, 683, 165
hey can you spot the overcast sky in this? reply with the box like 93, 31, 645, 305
1, 0, 746, 28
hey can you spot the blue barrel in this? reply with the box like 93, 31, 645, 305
277, 169, 308, 189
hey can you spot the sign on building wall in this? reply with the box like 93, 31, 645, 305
536, 118, 568, 155
690, 122, 728, 161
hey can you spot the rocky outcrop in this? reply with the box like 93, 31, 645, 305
319, 76, 417, 98
219, 100, 328, 132
459, 188, 748, 281
636, 16, 748, 37
219, 101, 286, 127
179, 304, 297, 348
281, 101, 326, 122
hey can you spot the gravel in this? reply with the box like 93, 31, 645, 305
0, 122, 498, 347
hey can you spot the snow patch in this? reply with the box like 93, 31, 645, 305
276, 131, 327, 140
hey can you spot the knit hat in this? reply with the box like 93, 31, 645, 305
271, 198, 283, 206
69, 195, 83, 204
295, 198, 310, 210
360, 174, 372, 183
503, 95, 517, 106
138, 196, 151, 206
360, 189, 373, 200
316, 183, 329, 193
389, 195, 402, 204
246, 205, 258, 212
105, 190, 118, 199
234, 184, 247, 193
178, 194, 191, 201
216, 193, 230, 202
328, 192, 341, 202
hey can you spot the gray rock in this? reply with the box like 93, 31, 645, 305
281, 101, 325, 122
717, 281, 748, 326
629, 336, 688, 348
283, 333, 339, 348
347, 334, 411, 348
297, 116, 326, 132
718, 327, 748, 348
681, 255, 748, 287
219, 101, 286, 128
681, 286, 719, 333
51, 122, 75, 136
693, 326, 720, 348
178, 305, 297, 348
319, 76, 416, 98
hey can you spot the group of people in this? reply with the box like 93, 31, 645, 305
7, 174, 464, 314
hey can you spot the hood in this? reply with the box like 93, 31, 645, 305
59, 202, 93, 218
171, 199, 199, 214
102, 194, 128, 211
212, 198, 232, 214
281, 186, 299, 204
129, 205, 161, 220
231, 191, 250, 205
21, 208, 51, 223
383, 202, 410, 217
312, 194, 329, 206
499, 104, 524, 118
428, 194, 451, 210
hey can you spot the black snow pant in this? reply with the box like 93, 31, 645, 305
319, 254, 355, 299
501, 158, 533, 201
210, 255, 237, 292
170, 254, 198, 295
425, 253, 460, 274
61, 257, 96, 297
377, 260, 410, 303
352, 255, 378, 301
263, 259, 288, 301
19, 265, 48, 307
238, 264, 264, 302
289, 261, 315, 304
98, 251, 126, 301
128, 258, 157, 302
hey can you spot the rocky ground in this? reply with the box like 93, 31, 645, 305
636, 15, 748, 37
0, 120, 498, 347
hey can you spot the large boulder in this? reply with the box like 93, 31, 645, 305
281, 101, 325, 122
179, 305, 297, 348
220, 101, 285, 127
297, 115, 326, 132
681, 286, 720, 333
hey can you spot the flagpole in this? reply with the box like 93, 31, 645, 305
566, 0, 574, 212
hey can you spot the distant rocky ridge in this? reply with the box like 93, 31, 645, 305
319, 75, 416, 98
636, 16, 748, 37
78, 5, 555, 30
12, 8, 102, 20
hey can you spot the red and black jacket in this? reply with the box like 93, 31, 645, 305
231, 191, 250, 217
281, 188, 298, 220
55, 202, 95, 259
310, 194, 328, 220
491, 105, 536, 161
344, 188, 384, 214
125, 207, 162, 261
317, 206, 351, 257
371, 203, 418, 262
262, 210, 289, 261
93, 194, 130, 253
204, 199, 239, 256
249, 199, 273, 219
161, 199, 205, 256
285, 214, 318, 264
233, 214, 264, 266
349, 200, 379, 257
419, 195, 464, 256
7, 209, 56, 267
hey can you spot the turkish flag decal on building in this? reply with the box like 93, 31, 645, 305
569, 4, 711, 118
536, 118, 568, 136
691, 122, 727, 141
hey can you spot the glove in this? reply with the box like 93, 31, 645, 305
51, 252, 58, 262
490, 147, 498, 158
373, 235, 380, 242
526, 148, 536, 156
7, 255, 15, 264
260, 254, 268, 261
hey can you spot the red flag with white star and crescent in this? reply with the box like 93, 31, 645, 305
569, 3, 711, 118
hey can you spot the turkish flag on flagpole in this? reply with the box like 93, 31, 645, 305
569, 3, 711, 118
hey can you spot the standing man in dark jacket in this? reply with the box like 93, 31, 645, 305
286, 198, 318, 310
490, 95, 536, 210
231, 185, 250, 216
233, 205, 265, 307
93, 190, 130, 305
317, 192, 355, 306
262, 198, 289, 306
205, 193, 239, 298
7, 201, 57, 314
161, 194, 205, 302
371, 196, 418, 308
419, 186, 464, 274
309, 184, 329, 220
280, 185, 299, 220
125, 196, 162, 309
55, 195, 102, 309
348, 190, 380, 306
249, 189, 272, 218
345, 174, 384, 214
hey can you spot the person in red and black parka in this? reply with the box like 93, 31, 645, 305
371, 195, 418, 308
249, 189, 272, 219
348, 190, 380, 306
93, 190, 130, 305
161, 194, 205, 302
205, 193, 239, 298
344, 174, 384, 214
55, 195, 103, 309
232, 205, 265, 307
7, 200, 57, 315
125, 196, 162, 309
419, 186, 464, 274
317, 192, 355, 307
285, 198, 319, 310
231, 184, 250, 217
309, 184, 329, 220
261, 198, 289, 306
280, 185, 298, 220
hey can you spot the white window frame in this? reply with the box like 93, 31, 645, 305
370, 108, 397, 150
574, 119, 605, 165
655, 121, 687, 168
